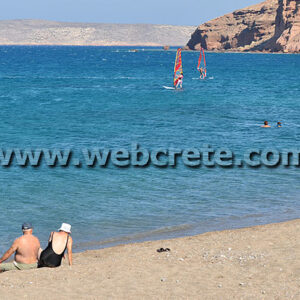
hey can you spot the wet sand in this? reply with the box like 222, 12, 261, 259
1, 219, 300, 299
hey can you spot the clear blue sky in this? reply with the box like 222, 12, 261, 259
1, 0, 261, 25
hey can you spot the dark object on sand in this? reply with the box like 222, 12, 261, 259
157, 248, 171, 253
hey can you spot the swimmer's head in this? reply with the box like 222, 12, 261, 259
264, 121, 268, 125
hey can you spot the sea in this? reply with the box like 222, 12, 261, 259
0, 46, 299, 253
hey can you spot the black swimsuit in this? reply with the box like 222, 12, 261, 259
39, 233, 69, 268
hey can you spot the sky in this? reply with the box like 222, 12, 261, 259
1, 0, 262, 26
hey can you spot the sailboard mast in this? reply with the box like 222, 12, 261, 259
174, 48, 183, 87
197, 47, 207, 78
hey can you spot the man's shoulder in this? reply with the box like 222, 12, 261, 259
10, 236, 22, 248
32, 235, 41, 243
14, 236, 22, 243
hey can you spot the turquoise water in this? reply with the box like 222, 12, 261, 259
0, 46, 299, 253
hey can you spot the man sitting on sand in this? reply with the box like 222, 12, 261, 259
0, 223, 40, 272
261, 121, 271, 128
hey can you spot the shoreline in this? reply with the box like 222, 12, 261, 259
73, 213, 300, 254
1, 219, 300, 298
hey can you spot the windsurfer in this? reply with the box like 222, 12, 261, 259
176, 72, 183, 89
197, 48, 207, 80
199, 67, 206, 79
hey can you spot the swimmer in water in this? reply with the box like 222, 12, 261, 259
176, 72, 183, 89
277, 121, 282, 127
261, 121, 271, 128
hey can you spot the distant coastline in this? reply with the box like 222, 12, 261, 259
0, 19, 195, 47
0, 7, 298, 53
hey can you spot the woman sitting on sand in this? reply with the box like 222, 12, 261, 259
38, 223, 73, 268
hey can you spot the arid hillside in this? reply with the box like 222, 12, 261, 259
186, 0, 300, 53
0, 19, 195, 46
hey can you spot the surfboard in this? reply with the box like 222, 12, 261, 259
163, 86, 175, 90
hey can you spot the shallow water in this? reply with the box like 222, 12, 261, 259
0, 46, 299, 252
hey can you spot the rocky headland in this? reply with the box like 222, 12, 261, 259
186, 0, 300, 53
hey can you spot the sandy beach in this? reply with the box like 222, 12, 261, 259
1, 219, 299, 299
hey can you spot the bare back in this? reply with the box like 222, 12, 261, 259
15, 234, 40, 264
51, 232, 69, 255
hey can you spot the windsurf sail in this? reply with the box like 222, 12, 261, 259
174, 48, 183, 86
197, 47, 207, 78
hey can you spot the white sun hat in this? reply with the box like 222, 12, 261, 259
59, 223, 71, 233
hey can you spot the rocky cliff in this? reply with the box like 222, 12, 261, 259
186, 0, 300, 53
0, 20, 195, 46
272, 0, 300, 52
